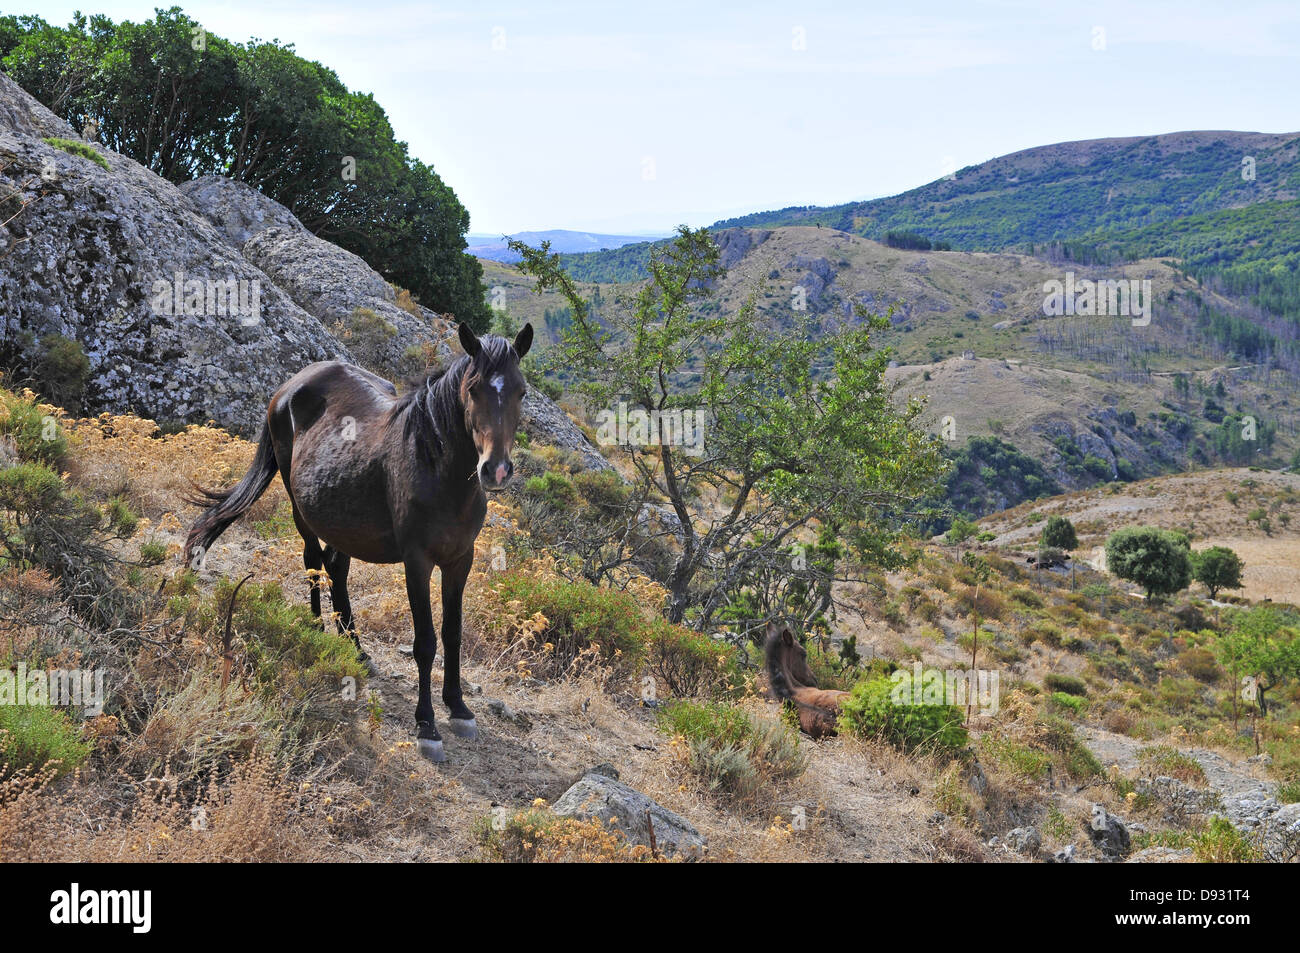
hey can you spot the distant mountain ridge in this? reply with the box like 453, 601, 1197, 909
712, 130, 1300, 249
468, 229, 666, 263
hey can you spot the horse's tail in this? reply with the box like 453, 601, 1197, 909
184, 421, 279, 566
764, 627, 795, 703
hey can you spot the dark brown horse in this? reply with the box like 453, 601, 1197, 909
186, 322, 533, 762
764, 622, 849, 739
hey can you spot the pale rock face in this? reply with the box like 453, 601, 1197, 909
0, 72, 607, 468
0, 72, 347, 435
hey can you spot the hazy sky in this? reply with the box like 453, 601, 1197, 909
12, 1, 1300, 234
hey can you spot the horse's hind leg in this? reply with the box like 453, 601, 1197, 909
324, 545, 379, 675
291, 509, 326, 620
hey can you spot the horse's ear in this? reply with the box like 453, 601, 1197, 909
513, 323, 533, 360
781, 626, 795, 647
766, 620, 780, 641
457, 322, 481, 358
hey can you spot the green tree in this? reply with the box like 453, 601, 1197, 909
1, 9, 489, 329
1040, 515, 1078, 551
511, 226, 946, 629
1193, 546, 1244, 600
1215, 607, 1300, 718
1042, 514, 1079, 588
1104, 527, 1192, 602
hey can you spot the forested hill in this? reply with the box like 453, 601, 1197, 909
712, 131, 1300, 248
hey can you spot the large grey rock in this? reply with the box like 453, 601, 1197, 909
0, 74, 614, 470
1137, 775, 1222, 821
0, 72, 347, 435
553, 771, 705, 859
181, 175, 448, 379
1005, 826, 1041, 855
521, 388, 612, 472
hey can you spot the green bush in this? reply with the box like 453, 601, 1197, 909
1138, 745, 1207, 785
643, 624, 739, 699
572, 469, 630, 514
837, 672, 968, 756
174, 578, 365, 729
1035, 713, 1103, 780
1044, 672, 1088, 697
525, 471, 577, 506
1048, 691, 1086, 715
1192, 816, 1258, 862
0, 461, 140, 626
944, 516, 979, 544
0, 704, 94, 778
0, 390, 68, 466
658, 701, 806, 798
488, 572, 649, 675
35, 334, 92, 411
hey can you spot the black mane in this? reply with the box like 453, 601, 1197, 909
394, 334, 518, 466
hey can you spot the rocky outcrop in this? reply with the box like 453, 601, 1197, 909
180, 175, 450, 377
0, 72, 347, 434
0, 73, 609, 468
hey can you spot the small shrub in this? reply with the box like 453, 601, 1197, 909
1137, 745, 1207, 786
34, 335, 91, 412
644, 624, 739, 699
1044, 673, 1087, 697
659, 701, 806, 799
473, 805, 655, 863
525, 472, 577, 506
483, 572, 648, 676
1048, 691, 1086, 715
1192, 816, 1258, 862
0, 390, 68, 466
0, 705, 93, 778
1035, 713, 1103, 780
837, 672, 968, 756
944, 517, 979, 544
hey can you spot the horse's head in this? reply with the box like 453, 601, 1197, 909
456, 322, 533, 492
765, 620, 820, 690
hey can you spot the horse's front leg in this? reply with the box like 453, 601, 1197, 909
404, 554, 444, 763
440, 550, 477, 738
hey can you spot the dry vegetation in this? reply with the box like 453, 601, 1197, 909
2, 383, 1297, 863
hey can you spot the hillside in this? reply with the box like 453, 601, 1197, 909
3, 385, 1298, 863
713, 131, 1300, 247
485, 223, 1300, 510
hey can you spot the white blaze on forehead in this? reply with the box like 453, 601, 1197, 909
489, 374, 505, 402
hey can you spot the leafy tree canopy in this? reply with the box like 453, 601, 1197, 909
0, 7, 490, 329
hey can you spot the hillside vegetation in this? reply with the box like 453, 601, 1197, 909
3, 384, 1298, 863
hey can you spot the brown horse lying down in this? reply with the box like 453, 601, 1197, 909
764, 622, 850, 739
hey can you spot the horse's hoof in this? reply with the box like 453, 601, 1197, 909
447, 717, 478, 739
416, 738, 446, 763
359, 654, 382, 677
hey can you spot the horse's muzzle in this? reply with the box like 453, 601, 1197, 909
479, 459, 513, 491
